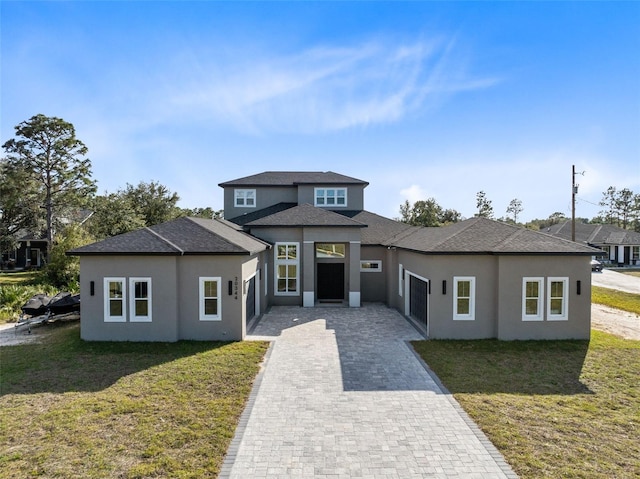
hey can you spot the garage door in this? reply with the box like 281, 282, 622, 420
246, 276, 256, 324
409, 275, 428, 332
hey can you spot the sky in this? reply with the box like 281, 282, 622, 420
2, 1, 639, 223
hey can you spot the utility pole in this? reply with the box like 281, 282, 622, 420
571, 165, 584, 242
572, 165, 576, 242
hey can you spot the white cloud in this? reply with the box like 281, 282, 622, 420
169, 36, 499, 134
400, 184, 430, 204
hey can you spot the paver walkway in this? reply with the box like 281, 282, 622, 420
221, 304, 517, 478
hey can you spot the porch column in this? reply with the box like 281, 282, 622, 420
617, 245, 625, 265
303, 241, 315, 307
349, 241, 361, 307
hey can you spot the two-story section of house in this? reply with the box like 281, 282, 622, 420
219, 172, 370, 308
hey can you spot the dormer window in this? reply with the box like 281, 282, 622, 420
235, 189, 256, 208
315, 188, 347, 207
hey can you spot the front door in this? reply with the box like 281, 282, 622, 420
317, 263, 345, 301
30, 248, 40, 267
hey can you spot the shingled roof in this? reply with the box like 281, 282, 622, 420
545, 221, 640, 246
67, 217, 270, 256
388, 217, 600, 255
219, 171, 368, 187
244, 203, 367, 228
338, 210, 417, 245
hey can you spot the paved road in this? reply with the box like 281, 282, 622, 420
221, 305, 517, 478
592, 269, 640, 294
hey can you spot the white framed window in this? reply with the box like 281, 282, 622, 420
453, 276, 475, 320
234, 189, 256, 208
199, 277, 222, 321
104, 278, 126, 322
360, 260, 382, 272
129, 278, 152, 322
633, 246, 639, 261
274, 242, 299, 295
522, 277, 544, 321
398, 263, 404, 296
314, 187, 347, 207
547, 277, 568, 321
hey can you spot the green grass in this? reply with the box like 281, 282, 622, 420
412, 331, 640, 479
592, 285, 640, 315
0, 323, 269, 478
0, 271, 40, 286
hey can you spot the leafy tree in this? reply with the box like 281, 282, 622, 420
399, 199, 460, 226
506, 198, 524, 224
598, 186, 639, 229
0, 161, 44, 256
41, 224, 94, 288
2, 114, 96, 255
122, 180, 181, 226
475, 191, 494, 218
179, 207, 224, 220
84, 193, 146, 240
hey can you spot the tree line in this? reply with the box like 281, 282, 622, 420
1, 114, 220, 285
399, 188, 640, 231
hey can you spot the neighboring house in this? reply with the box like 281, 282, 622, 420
545, 221, 640, 266
1, 231, 50, 270
69, 171, 600, 342
2, 209, 94, 270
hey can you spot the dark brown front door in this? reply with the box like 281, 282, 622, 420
317, 263, 345, 301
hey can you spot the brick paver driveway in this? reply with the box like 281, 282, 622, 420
221, 304, 517, 478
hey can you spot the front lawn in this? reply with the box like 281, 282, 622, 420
592, 285, 640, 315
412, 331, 640, 478
0, 323, 269, 478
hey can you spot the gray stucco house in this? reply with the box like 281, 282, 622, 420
69, 171, 600, 342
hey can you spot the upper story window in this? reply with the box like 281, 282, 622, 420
235, 189, 256, 208
315, 188, 347, 207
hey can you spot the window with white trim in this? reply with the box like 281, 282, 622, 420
314, 188, 347, 207
130, 278, 152, 322
547, 277, 568, 320
633, 246, 639, 261
234, 189, 256, 207
360, 260, 382, 272
453, 277, 475, 320
104, 278, 126, 322
199, 277, 222, 321
522, 277, 544, 321
398, 264, 404, 296
275, 242, 299, 295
